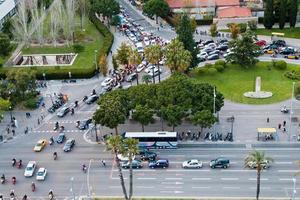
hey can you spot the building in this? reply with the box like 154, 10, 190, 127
0, 0, 18, 30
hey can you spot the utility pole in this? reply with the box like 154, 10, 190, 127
288, 82, 295, 142
213, 87, 216, 137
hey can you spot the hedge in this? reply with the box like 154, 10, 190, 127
0, 13, 114, 80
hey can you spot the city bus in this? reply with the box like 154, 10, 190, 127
123, 131, 178, 149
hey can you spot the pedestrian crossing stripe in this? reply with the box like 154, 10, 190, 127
32, 130, 85, 133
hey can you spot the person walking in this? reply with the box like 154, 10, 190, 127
267, 118, 269, 123
283, 120, 286, 127
101, 160, 106, 167
278, 123, 281, 130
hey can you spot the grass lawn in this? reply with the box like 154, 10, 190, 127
220, 27, 300, 39
22, 17, 104, 69
190, 62, 298, 104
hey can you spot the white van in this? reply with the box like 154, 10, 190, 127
136, 42, 144, 53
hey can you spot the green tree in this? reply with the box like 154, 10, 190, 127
247, 20, 257, 30
90, 0, 120, 24
226, 30, 260, 67
112, 55, 119, 70
99, 55, 108, 76
144, 44, 163, 83
288, 0, 298, 28
122, 138, 139, 200
0, 33, 11, 56
0, 97, 11, 122
116, 42, 130, 68
190, 17, 197, 33
142, 74, 152, 85
106, 135, 128, 200
143, 0, 170, 24
263, 0, 274, 29
238, 23, 247, 33
176, 13, 198, 68
210, 22, 218, 37
191, 110, 217, 134
111, 15, 121, 26
279, 0, 287, 29
245, 150, 273, 200
227, 23, 240, 39
128, 47, 142, 85
132, 104, 154, 131
161, 105, 185, 131
165, 39, 192, 73
2, 19, 13, 39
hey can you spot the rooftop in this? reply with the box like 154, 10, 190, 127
218, 6, 252, 18
166, 0, 240, 9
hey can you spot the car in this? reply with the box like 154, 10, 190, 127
207, 54, 219, 60
36, 167, 47, 181
136, 63, 146, 72
265, 49, 275, 54
128, 33, 136, 41
280, 47, 296, 55
144, 65, 156, 73
117, 154, 136, 162
147, 68, 161, 77
285, 55, 299, 59
121, 160, 143, 169
144, 37, 150, 46
139, 150, 157, 161
57, 106, 70, 117
203, 39, 214, 46
209, 50, 220, 56
246, 160, 270, 169
33, 139, 47, 152
24, 161, 37, 177
218, 39, 228, 44
202, 47, 213, 54
85, 95, 99, 104
197, 52, 208, 59
126, 73, 137, 82
255, 40, 267, 47
101, 78, 113, 87
137, 46, 144, 53
210, 157, 230, 169
272, 39, 286, 47
223, 52, 233, 58
149, 159, 169, 169
56, 133, 66, 144
205, 43, 217, 49
63, 138, 75, 152
216, 44, 228, 51
76, 119, 92, 130
182, 159, 203, 169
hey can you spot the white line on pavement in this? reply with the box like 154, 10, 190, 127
221, 178, 239, 181
279, 178, 294, 181
165, 178, 183, 180
250, 187, 270, 190
159, 191, 184, 194
192, 186, 211, 189
249, 178, 269, 181
166, 169, 211, 172
136, 186, 155, 189
111, 177, 127, 180
221, 169, 250, 172
223, 187, 240, 189
278, 170, 298, 172
137, 177, 156, 180
192, 178, 211, 180
164, 186, 183, 189
275, 161, 293, 164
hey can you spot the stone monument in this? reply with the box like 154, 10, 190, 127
243, 76, 273, 99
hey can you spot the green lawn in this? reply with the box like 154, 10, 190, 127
220, 27, 300, 39
22, 17, 103, 69
191, 62, 297, 104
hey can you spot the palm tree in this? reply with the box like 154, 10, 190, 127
244, 150, 273, 200
106, 135, 128, 200
123, 138, 139, 200
128, 47, 142, 85
144, 44, 163, 83
115, 42, 130, 69
142, 74, 152, 85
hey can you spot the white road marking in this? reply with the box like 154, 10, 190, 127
164, 186, 183, 189
221, 178, 239, 181
111, 177, 127, 180
137, 177, 156, 180
279, 178, 294, 181
221, 169, 250, 172
165, 178, 182, 180
166, 169, 211, 172
278, 170, 298, 172
192, 178, 211, 181
223, 187, 240, 189
275, 161, 293, 164
136, 186, 155, 189
249, 178, 269, 181
250, 187, 270, 190
192, 186, 211, 189
160, 191, 184, 194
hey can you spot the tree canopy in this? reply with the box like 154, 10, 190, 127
90, 0, 120, 19
143, 0, 170, 24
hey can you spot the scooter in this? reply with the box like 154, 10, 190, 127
0, 177, 5, 184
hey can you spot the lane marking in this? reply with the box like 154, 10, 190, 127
223, 187, 240, 189
166, 169, 210, 172
275, 162, 293, 164
221, 178, 239, 181
136, 186, 155, 189
164, 186, 183, 189
165, 178, 182, 180
221, 169, 250, 172
192, 186, 211, 189
279, 178, 294, 181
192, 178, 211, 180
137, 177, 156, 180
278, 170, 298, 172
249, 178, 269, 181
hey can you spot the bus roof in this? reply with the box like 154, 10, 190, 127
125, 131, 177, 138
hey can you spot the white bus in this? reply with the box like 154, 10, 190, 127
123, 131, 178, 149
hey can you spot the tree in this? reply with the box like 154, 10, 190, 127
12, 0, 30, 45
116, 42, 130, 68
128, 47, 142, 85
191, 110, 217, 134
176, 13, 198, 68
209, 22, 218, 37
2, 19, 13, 39
0, 98, 11, 122
90, 0, 120, 24
142, 74, 152, 85
143, 0, 170, 24
279, 0, 287, 29
122, 138, 139, 200
144, 44, 163, 83
112, 55, 119, 70
263, 0, 274, 29
165, 39, 192, 73
288, 0, 298, 28
245, 150, 273, 200
132, 104, 154, 131
226, 30, 260, 67
111, 15, 121, 26
93, 93, 127, 135
161, 105, 185, 131
247, 20, 257, 30
106, 135, 128, 200
238, 23, 247, 33
227, 23, 240, 39
190, 17, 197, 33
0, 33, 12, 56
99, 55, 108, 76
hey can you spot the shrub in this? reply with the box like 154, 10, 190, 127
207, 68, 218, 75
196, 68, 207, 75
204, 63, 213, 68
294, 82, 300, 96
238, 23, 247, 33
274, 60, 287, 70
284, 70, 300, 80
24, 97, 37, 109
73, 44, 85, 53
215, 60, 226, 67
214, 64, 224, 72
247, 20, 257, 30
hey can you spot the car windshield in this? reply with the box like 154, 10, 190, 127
36, 143, 42, 146
26, 166, 33, 171
37, 171, 44, 176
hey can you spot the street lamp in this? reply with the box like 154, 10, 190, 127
9, 106, 13, 123
292, 177, 296, 200
288, 82, 295, 142
213, 87, 216, 137
68, 71, 72, 80
70, 177, 75, 200
94, 122, 99, 142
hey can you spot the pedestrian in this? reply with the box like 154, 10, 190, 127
267, 117, 269, 123
283, 127, 286, 132
6, 127, 10, 134
101, 160, 106, 167
283, 120, 286, 127
278, 123, 281, 130
110, 50, 112, 54
12, 129, 15, 136
41, 115, 44, 120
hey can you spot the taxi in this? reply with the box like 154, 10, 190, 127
285, 55, 299, 59
265, 49, 275, 54
33, 139, 47, 152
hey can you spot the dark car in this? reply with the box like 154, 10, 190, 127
272, 40, 286, 47
280, 47, 295, 55
121, 160, 143, 169
209, 157, 230, 169
209, 50, 220, 56
207, 54, 219, 60
56, 133, 66, 144
76, 119, 92, 130
139, 150, 157, 161
57, 106, 70, 118
218, 39, 228, 44
216, 45, 228, 51
203, 39, 214, 46
85, 95, 99, 104
148, 159, 169, 169
126, 73, 137, 82
63, 138, 75, 152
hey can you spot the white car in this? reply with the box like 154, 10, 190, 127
144, 37, 150, 46
147, 68, 161, 77
182, 159, 203, 169
101, 78, 113, 87
36, 167, 47, 181
136, 63, 146, 72
205, 43, 217, 49
145, 65, 156, 73
197, 52, 208, 59
137, 46, 144, 53
117, 154, 135, 162
24, 161, 37, 177
129, 33, 136, 41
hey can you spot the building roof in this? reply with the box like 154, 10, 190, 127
218, 6, 252, 18
0, 0, 17, 20
166, 0, 240, 9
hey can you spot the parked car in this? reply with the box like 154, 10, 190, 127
56, 133, 66, 144
285, 55, 299, 59
197, 52, 208, 59
24, 161, 37, 177
144, 37, 150, 46
209, 50, 220, 56
202, 47, 214, 54
203, 39, 214, 46
126, 73, 137, 82
36, 167, 47, 181
117, 154, 136, 162
182, 159, 203, 169
246, 160, 270, 169
216, 44, 228, 51
33, 139, 47, 152
57, 106, 70, 117
85, 95, 99, 104
255, 40, 267, 47
149, 159, 169, 169
207, 54, 219, 60
147, 68, 161, 77
63, 138, 75, 152
272, 39, 286, 47
210, 157, 230, 169
205, 43, 217, 49
121, 160, 143, 169
136, 63, 146, 72
76, 119, 92, 130
280, 47, 296, 55
139, 150, 157, 161
101, 78, 113, 87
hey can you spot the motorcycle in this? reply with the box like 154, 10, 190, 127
59, 126, 65, 133
0, 177, 5, 184
82, 165, 87, 173
53, 152, 57, 160
17, 161, 22, 169
12, 159, 16, 167
49, 190, 54, 200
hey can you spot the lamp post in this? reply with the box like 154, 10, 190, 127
70, 177, 75, 200
213, 87, 216, 137
9, 106, 13, 123
94, 122, 99, 142
292, 177, 296, 200
288, 82, 295, 142
69, 71, 72, 80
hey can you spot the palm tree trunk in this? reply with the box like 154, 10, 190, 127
129, 158, 133, 200
135, 68, 139, 85
157, 62, 161, 83
115, 126, 119, 135
142, 124, 145, 132
152, 67, 155, 84
256, 169, 261, 200
161, 117, 164, 131
115, 152, 129, 200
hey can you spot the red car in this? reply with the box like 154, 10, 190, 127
255, 40, 267, 47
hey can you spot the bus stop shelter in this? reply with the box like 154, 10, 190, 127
257, 128, 277, 141
271, 32, 285, 41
